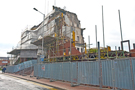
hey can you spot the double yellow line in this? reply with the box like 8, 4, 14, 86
26, 81, 58, 90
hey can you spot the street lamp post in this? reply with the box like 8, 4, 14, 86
33, 8, 45, 58
33, 8, 45, 79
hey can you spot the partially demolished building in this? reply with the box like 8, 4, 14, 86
8, 6, 85, 64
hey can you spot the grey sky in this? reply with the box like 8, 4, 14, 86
0, 0, 135, 57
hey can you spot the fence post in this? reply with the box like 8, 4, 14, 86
30, 61, 33, 77
50, 62, 53, 82
98, 42, 102, 89
70, 61, 73, 86
77, 61, 79, 85
43, 63, 45, 78
130, 58, 134, 90
22, 62, 25, 76
37, 55, 40, 79
62, 62, 63, 82
111, 60, 115, 90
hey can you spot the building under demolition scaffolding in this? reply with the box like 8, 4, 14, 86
31, 6, 86, 62
8, 6, 86, 64
8, 6, 132, 65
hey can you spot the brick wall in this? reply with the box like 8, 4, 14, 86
130, 49, 135, 57
49, 41, 81, 57
0, 60, 10, 66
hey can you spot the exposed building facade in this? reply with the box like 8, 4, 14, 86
8, 6, 85, 64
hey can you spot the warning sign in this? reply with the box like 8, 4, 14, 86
42, 66, 45, 71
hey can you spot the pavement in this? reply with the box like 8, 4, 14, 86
3, 72, 112, 90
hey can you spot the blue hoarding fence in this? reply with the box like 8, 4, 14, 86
34, 58, 135, 90
6, 60, 37, 74
5, 58, 135, 89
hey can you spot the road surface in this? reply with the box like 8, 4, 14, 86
0, 71, 57, 90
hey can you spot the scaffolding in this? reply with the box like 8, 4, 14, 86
8, 6, 131, 66
31, 8, 86, 62
30, 6, 131, 63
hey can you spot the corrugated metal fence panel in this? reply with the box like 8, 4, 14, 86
71, 62, 77, 83
40, 64, 43, 78
51, 63, 60, 80
59, 63, 63, 80
5, 66, 9, 72
114, 59, 133, 90
90, 61, 99, 85
34, 62, 76, 83
34, 64, 38, 77
20, 63, 23, 71
12, 66, 15, 72
28, 61, 31, 67
6, 60, 37, 73
18, 64, 21, 71
53, 63, 62, 80
9, 66, 12, 73
131, 58, 135, 88
34, 63, 50, 78
43, 64, 49, 78
91, 61, 99, 85
13, 65, 17, 72
31, 60, 37, 65
6, 66, 14, 73
30, 61, 33, 67
12, 66, 15, 73
27, 61, 30, 68
50, 63, 53, 79
37, 64, 42, 77
44, 63, 51, 78
62, 62, 71, 82
35, 64, 39, 77
78, 61, 99, 85
41, 64, 45, 78
57, 63, 63, 80
11, 66, 14, 73
23, 62, 27, 69
25, 61, 28, 68
6, 59, 135, 89
51, 63, 56, 80
40, 64, 44, 78
38, 64, 42, 77
102, 60, 113, 87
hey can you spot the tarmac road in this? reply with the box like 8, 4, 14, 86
0, 71, 57, 90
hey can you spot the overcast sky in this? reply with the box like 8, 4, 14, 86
0, 0, 135, 57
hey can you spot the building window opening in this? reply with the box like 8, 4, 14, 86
77, 36, 79, 42
81, 48, 83, 53
77, 48, 79, 51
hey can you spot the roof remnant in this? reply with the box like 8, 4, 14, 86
30, 22, 42, 30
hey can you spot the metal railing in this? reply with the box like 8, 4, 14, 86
6, 60, 37, 74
